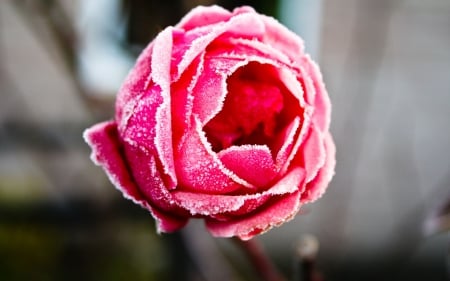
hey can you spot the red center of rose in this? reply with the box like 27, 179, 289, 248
204, 63, 285, 152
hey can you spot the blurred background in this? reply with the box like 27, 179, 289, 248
0, 0, 449, 280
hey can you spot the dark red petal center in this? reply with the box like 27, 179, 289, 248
204, 62, 288, 152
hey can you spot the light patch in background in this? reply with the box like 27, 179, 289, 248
77, 0, 134, 96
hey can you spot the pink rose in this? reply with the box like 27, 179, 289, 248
84, 5, 335, 240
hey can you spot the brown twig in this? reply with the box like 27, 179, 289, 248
295, 235, 324, 281
233, 237, 286, 281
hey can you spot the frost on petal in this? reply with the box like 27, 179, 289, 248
150, 27, 177, 187
171, 55, 203, 147
83, 121, 187, 233
191, 56, 247, 125
171, 191, 248, 216
171, 28, 207, 81
123, 143, 191, 231
121, 88, 161, 150
118, 26, 177, 188
175, 12, 265, 78
205, 190, 302, 240
121, 87, 178, 189
274, 117, 300, 168
303, 55, 331, 133
151, 27, 173, 90
232, 6, 256, 15
175, 116, 253, 194
260, 15, 305, 65
172, 167, 304, 217
176, 5, 232, 31
124, 144, 171, 210
221, 11, 265, 39
207, 37, 294, 72
218, 145, 277, 188
292, 124, 326, 183
115, 43, 153, 127
219, 167, 305, 219
301, 132, 336, 203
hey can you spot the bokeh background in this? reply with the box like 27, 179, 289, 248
1, 0, 449, 280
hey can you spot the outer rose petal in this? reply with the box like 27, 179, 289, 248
151, 27, 177, 186
176, 5, 232, 31
172, 167, 305, 216
205, 190, 302, 240
301, 124, 327, 183
260, 15, 305, 65
83, 121, 187, 232
173, 10, 265, 79
116, 28, 176, 185
301, 132, 336, 203
123, 144, 177, 212
304, 56, 331, 133
206, 36, 295, 73
84, 121, 143, 202
115, 43, 153, 126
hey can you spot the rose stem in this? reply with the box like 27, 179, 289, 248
233, 237, 286, 281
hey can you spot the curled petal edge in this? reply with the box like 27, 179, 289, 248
172, 167, 305, 217
301, 132, 336, 203
83, 121, 187, 233
205, 190, 303, 240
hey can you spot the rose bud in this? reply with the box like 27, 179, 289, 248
84, 5, 335, 240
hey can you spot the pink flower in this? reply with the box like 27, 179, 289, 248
84, 5, 335, 240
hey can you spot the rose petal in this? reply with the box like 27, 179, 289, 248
123, 144, 172, 210
207, 36, 294, 71
301, 132, 336, 203
279, 107, 313, 175
205, 190, 302, 240
277, 67, 305, 107
298, 75, 316, 114
121, 88, 179, 189
293, 123, 327, 183
304, 56, 331, 133
175, 11, 265, 79
191, 56, 248, 125
175, 116, 253, 194
171, 54, 203, 147
171, 26, 209, 81
150, 206, 189, 233
84, 121, 144, 202
218, 145, 277, 188
274, 117, 301, 168
172, 167, 305, 216
115, 43, 153, 129
151, 27, 177, 187
232, 6, 257, 15
260, 15, 305, 66
120, 27, 177, 188
116, 28, 176, 186
83, 121, 187, 233
176, 5, 232, 31
122, 144, 190, 232
121, 90, 161, 150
